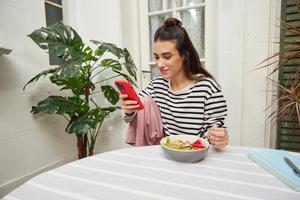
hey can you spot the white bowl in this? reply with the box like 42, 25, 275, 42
160, 135, 210, 163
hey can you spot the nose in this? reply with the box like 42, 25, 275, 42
156, 60, 165, 68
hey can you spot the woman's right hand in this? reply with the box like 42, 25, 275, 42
120, 94, 140, 115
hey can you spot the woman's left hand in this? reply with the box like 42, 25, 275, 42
208, 127, 229, 149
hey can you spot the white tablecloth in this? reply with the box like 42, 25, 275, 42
2, 145, 300, 200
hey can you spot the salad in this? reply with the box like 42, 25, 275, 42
164, 137, 206, 150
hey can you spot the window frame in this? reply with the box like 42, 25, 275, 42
44, 0, 63, 66
138, 0, 216, 87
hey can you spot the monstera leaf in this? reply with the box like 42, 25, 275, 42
28, 23, 84, 61
49, 64, 95, 96
91, 40, 123, 59
66, 107, 116, 135
59, 60, 83, 78
123, 48, 137, 80
23, 60, 84, 91
66, 114, 97, 135
112, 69, 137, 87
31, 96, 89, 116
23, 65, 64, 90
100, 59, 122, 71
101, 85, 119, 105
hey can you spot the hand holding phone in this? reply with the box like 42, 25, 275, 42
114, 80, 144, 111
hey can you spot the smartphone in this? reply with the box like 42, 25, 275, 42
114, 80, 144, 110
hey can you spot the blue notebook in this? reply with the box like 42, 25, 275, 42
248, 149, 300, 192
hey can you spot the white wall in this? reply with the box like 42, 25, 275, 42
0, 0, 75, 197
120, 0, 142, 86
0, 0, 130, 197
63, 0, 131, 153
215, 0, 280, 147
64, 0, 122, 45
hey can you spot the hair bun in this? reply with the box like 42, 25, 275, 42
164, 18, 182, 27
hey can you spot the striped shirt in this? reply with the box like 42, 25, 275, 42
123, 76, 227, 137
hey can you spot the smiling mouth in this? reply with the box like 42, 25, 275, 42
160, 67, 169, 75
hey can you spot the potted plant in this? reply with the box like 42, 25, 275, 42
23, 23, 137, 159
258, 3, 300, 126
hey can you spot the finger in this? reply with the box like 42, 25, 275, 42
119, 94, 128, 100
209, 127, 227, 134
209, 135, 226, 142
211, 140, 227, 148
123, 100, 138, 106
209, 133, 228, 146
210, 142, 224, 149
209, 136, 226, 144
209, 130, 227, 138
213, 144, 226, 150
123, 104, 140, 110
210, 127, 226, 131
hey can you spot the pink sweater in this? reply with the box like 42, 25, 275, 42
125, 96, 164, 146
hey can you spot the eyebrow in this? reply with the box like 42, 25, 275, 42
153, 52, 172, 56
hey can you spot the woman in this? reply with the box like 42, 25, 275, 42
121, 18, 228, 149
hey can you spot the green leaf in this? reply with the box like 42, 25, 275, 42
47, 63, 93, 95
96, 42, 123, 59
94, 48, 106, 57
123, 48, 137, 80
112, 69, 138, 87
90, 40, 101, 45
124, 63, 137, 81
31, 96, 88, 116
23, 66, 63, 91
100, 59, 122, 71
50, 74, 87, 96
66, 116, 95, 135
101, 85, 120, 105
28, 23, 85, 61
66, 107, 116, 135
60, 61, 82, 78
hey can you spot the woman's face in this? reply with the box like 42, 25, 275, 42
153, 40, 185, 80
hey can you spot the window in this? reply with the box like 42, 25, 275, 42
276, 0, 300, 152
139, 0, 206, 85
44, 0, 63, 65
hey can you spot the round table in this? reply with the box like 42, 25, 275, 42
2, 145, 300, 200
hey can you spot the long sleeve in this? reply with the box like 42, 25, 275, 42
122, 111, 137, 123
204, 89, 227, 129
139, 82, 155, 99
122, 81, 156, 123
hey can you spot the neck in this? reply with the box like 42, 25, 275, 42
170, 75, 192, 91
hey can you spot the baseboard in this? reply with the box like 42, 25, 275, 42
0, 155, 77, 198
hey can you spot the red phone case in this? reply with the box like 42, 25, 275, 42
114, 80, 144, 110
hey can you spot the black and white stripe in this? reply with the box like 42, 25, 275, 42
125, 76, 227, 137
141, 76, 227, 136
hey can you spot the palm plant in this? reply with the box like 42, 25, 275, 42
23, 23, 137, 159
258, 3, 300, 126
